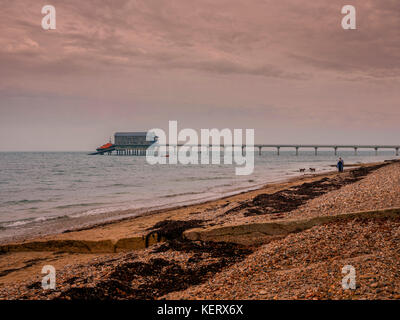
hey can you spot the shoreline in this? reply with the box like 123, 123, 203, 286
0, 152, 395, 245
0, 165, 318, 245
0, 165, 332, 245
0, 160, 392, 249
0, 160, 400, 299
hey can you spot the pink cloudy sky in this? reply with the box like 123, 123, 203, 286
0, 0, 399, 150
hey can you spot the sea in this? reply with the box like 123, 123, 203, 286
0, 150, 397, 241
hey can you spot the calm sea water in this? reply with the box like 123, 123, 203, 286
0, 150, 397, 241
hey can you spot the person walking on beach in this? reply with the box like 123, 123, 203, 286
337, 157, 344, 172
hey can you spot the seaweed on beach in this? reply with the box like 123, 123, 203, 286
57, 240, 253, 300
56, 216, 253, 300
54, 216, 255, 300
144, 219, 204, 247
224, 163, 389, 217
153, 238, 253, 257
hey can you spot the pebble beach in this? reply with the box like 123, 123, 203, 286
1, 160, 400, 300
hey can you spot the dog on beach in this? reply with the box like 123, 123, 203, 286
299, 168, 306, 172
309, 168, 316, 172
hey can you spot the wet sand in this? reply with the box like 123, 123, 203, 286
1, 160, 399, 299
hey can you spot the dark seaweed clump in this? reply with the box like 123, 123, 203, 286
144, 219, 204, 247
58, 219, 253, 300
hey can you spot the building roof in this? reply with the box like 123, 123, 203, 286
115, 132, 152, 137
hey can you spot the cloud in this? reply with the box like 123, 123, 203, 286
2, 0, 400, 80
1, 0, 400, 149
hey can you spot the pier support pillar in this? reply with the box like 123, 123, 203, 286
295, 147, 299, 156
334, 147, 337, 156
375, 147, 378, 156
396, 148, 399, 156
277, 147, 280, 156
314, 147, 318, 156
242, 146, 245, 156
354, 147, 358, 156
258, 147, 262, 156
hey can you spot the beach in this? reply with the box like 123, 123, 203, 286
1, 159, 400, 300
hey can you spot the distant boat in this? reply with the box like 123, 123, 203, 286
96, 142, 114, 152
88, 140, 116, 155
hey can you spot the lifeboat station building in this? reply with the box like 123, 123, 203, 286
114, 132, 157, 155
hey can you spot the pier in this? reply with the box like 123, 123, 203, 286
90, 132, 399, 156
91, 143, 400, 156
252, 144, 400, 156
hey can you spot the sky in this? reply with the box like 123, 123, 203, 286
0, 0, 399, 151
